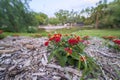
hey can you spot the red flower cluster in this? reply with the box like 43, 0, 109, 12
76, 36, 81, 41
103, 36, 117, 40
113, 39, 120, 45
68, 36, 83, 45
64, 47, 72, 55
44, 34, 62, 46
49, 34, 62, 43
68, 38, 79, 45
0, 30, 3, 34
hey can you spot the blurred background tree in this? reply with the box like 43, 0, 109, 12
0, 0, 37, 32
0, 0, 120, 33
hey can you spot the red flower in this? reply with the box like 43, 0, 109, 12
64, 47, 72, 55
49, 34, 61, 43
54, 37, 61, 43
44, 41, 49, 46
80, 56, 86, 62
113, 39, 120, 45
76, 36, 81, 41
49, 36, 54, 41
54, 33, 62, 38
68, 38, 79, 45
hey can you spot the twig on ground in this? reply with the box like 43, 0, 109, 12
0, 48, 20, 54
46, 64, 82, 77
95, 50, 120, 59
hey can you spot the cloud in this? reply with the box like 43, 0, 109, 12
84, 0, 99, 3
29, 0, 100, 17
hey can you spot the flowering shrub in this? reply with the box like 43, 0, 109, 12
103, 36, 120, 51
113, 39, 120, 45
112, 39, 120, 51
45, 33, 100, 79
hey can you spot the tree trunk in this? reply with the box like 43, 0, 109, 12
95, 13, 99, 29
70, 23, 73, 28
113, 24, 117, 28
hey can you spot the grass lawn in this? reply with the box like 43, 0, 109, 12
2, 27, 120, 38
3, 32, 48, 37
53, 27, 120, 37
73, 29, 120, 37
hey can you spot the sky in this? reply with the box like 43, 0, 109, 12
29, 0, 113, 17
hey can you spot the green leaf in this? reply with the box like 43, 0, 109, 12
78, 59, 81, 70
71, 52, 79, 60
48, 50, 57, 62
67, 56, 75, 65
59, 56, 67, 67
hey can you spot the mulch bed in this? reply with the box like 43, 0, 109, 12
0, 36, 120, 80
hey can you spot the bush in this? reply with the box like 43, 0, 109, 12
27, 26, 38, 33
44, 33, 101, 79
0, 34, 5, 39
112, 39, 120, 51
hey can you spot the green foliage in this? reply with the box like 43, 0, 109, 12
48, 18, 60, 25
0, 34, 5, 39
99, 1, 120, 28
79, 0, 120, 29
55, 9, 69, 25
0, 0, 37, 32
34, 12, 48, 25
27, 26, 38, 33
54, 9, 84, 26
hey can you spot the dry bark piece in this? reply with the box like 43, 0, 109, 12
0, 48, 20, 54
26, 44, 35, 50
0, 44, 12, 47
